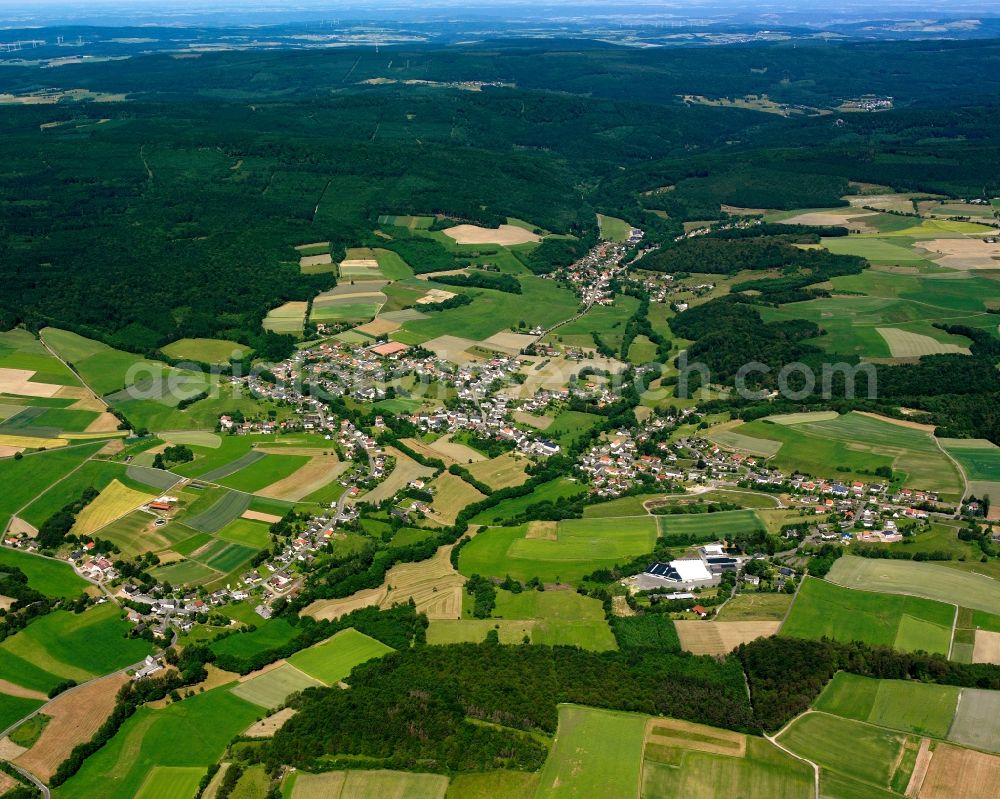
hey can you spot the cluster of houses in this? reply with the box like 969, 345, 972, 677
681, 436, 948, 539
550, 238, 635, 306
578, 428, 681, 496
407, 402, 561, 458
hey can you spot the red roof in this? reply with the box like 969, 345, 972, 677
370, 341, 409, 357
692, 605, 707, 614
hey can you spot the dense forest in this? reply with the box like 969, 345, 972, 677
268, 643, 755, 771
3, 42, 1000, 351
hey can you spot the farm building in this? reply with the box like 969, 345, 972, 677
370, 341, 409, 358
638, 558, 718, 590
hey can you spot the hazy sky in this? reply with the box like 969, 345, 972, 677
2, 0, 999, 24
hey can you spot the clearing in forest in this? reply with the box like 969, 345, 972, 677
443, 224, 540, 245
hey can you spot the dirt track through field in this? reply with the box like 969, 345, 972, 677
905, 737, 932, 797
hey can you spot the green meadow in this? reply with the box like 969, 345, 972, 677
0, 328, 82, 386
778, 712, 917, 796
160, 338, 250, 364
781, 577, 953, 655
216, 518, 272, 548
42, 328, 211, 399
469, 478, 587, 525
535, 705, 647, 799
459, 517, 657, 584
210, 618, 300, 660
181, 489, 252, 533
0, 603, 154, 693
216, 453, 308, 493
0, 441, 106, 531
657, 509, 764, 538
642, 730, 812, 799
757, 265, 1000, 360
133, 766, 207, 799
597, 214, 632, 242
545, 294, 640, 349
0, 546, 89, 599
230, 663, 322, 709
942, 441, 1000, 481
51, 685, 259, 799
545, 411, 604, 450
0, 692, 45, 734
171, 436, 256, 478
814, 672, 959, 738
827, 555, 1000, 616
430, 589, 617, 650
289, 628, 395, 684
400, 276, 579, 342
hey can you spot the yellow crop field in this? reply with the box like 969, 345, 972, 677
72, 480, 156, 536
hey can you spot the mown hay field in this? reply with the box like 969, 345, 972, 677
716, 592, 793, 622
289, 769, 448, 799
427, 471, 486, 525
465, 452, 530, 490
380, 542, 465, 620
360, 446, 435, 505
217, 453, 310, 494
674, 621, 780, 656
876, 327, 970, 357
230, 663, 322, 709
15, 672, 129, 781
917, 743, 1000, 799
257, 452, 345, 501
